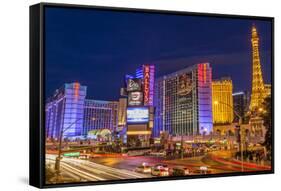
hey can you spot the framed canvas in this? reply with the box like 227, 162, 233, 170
29, 2, 274, 188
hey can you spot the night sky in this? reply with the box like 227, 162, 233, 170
45, 7, 272, 101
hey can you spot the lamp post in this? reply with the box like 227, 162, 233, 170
214, 100, 244, 172
54, 117, 96, 177
54, 118, 83, 173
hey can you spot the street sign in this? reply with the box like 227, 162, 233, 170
63, 152, 80, 157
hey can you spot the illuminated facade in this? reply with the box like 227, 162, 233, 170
45, 82, 87, 139
154, 63, 213, 137
83, 100, 118, 135
45, 83, 119, 139
212, 78, 234, 124
249, 25, 271, 111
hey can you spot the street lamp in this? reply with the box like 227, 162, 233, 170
214, 100, 244, 172
54, 117, 96, 175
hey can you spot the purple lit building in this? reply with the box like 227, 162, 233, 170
45, 82, 87, 139
153, 63, 213, 137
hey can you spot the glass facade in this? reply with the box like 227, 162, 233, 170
153, 63, 213, 137
83, 100, 118, 135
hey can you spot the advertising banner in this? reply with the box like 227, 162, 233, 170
127, 107, 149, 123
128, 91, 143, 106
177, 73, 193, 108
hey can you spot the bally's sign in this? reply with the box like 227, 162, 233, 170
144, 66, 150, 105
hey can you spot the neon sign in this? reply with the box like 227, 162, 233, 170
74, 82, 80, 100
144, 66, 150, 105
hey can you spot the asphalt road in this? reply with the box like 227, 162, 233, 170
45, 151, 271, 183
46, 154, 150, 183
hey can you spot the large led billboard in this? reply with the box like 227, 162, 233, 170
127, 107, 149, 123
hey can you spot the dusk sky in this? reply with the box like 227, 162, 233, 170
45, 7, 272, 101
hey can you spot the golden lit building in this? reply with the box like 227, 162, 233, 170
212, 77, 234, 124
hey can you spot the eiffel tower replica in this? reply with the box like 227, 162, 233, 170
249, 25, 269, 111
249, 25, 271, 138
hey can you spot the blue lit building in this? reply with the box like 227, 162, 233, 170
153, 63, 213, 137
45, 82, 87, 139
45, 82, 120, 139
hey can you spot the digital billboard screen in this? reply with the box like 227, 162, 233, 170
128, 91, 143, 106
127, 107, 149, 123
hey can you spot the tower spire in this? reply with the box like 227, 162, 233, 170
249, 25, 265, 111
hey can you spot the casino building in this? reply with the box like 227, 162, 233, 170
45, 82, 87, 139
153, 63, 213, 138
45, 82, 119, 139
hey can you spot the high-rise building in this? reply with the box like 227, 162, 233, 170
45, 82, 87, 139
212, 77, 234, 124
83, 100, 118, 135
154, 63, 213, 137
233, 91, 250, 123
249, 25, 271, 111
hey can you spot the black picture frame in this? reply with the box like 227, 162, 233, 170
29, 2, 274, 188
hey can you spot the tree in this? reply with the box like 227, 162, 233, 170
261, 96, 272, 159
